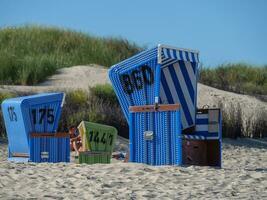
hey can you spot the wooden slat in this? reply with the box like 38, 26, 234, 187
197, 108, 220, 114
129, 104, 180, 113
11, 153, 29, 158
30, 132, 69, 138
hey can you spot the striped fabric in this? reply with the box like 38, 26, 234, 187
159, 45, 199, 130
160, 46, 199, 65
182, 110, 221, 140
160, 61, 198, 130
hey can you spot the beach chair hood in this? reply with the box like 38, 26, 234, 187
109, 44, 199, 131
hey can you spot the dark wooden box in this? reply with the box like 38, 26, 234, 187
182, 139, 220, 166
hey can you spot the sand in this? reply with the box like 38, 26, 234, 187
0, 139, 266, 199
0, 64, 110, 93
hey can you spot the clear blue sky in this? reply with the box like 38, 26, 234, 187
1, 0, 266, 67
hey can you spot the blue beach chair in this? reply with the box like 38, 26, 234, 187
1, 93, 70, 162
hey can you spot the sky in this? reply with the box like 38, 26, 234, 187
0, 0, 267, 67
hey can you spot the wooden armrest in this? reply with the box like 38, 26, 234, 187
30, 132, 69, 138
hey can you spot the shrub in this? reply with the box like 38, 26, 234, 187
59, 86, 128, 138
89, 84, 118, 105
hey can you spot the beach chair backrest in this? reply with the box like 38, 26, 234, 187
109, 44, 199, 132
79, 121, 117, 153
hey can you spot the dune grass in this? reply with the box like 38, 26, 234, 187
0, 25, 142, 85
199, 63, 267, 96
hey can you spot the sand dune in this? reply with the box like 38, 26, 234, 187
1, 64, 266, 134
1, 64, 266, 111
0, 139, 266, 199
0, 64, 109, 93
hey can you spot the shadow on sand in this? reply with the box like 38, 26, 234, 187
223, 138, 267, 149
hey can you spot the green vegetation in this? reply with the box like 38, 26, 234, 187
0, 25, 142, 85
199, 63, 267, 96
0, 92, 14, 104
58, 86, 128, 138
90, 84, 118, 105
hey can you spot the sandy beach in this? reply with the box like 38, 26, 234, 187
0, 138, 266, 199
0, 66, 266, 199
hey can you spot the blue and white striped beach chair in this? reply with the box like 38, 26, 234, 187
109, 44, 199, 132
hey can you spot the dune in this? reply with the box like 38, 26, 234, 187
0, 64, 109, 93
0, 64, 266, 134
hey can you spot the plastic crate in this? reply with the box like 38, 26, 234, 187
109, 44, 199, 132
1, 93, 65, 162
77, 121, 117, 164
129, 104, 182, 166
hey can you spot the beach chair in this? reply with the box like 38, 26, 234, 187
1, 93, 70, 162
77, 121, 117, 164
109, 44, 222, 167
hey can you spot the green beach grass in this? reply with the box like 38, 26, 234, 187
0, 25, 142, 85
199, 63, 267, 96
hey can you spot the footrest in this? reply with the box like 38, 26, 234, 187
78, 151, 111, 164
182, 134, 220, 140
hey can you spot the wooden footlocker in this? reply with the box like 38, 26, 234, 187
182, 139, 220, 167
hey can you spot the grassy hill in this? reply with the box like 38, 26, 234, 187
199, 63, 267, 96
0, 26, 266, 138
0, 26, 142, 85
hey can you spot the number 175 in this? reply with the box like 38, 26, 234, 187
31, 108, 54, 125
